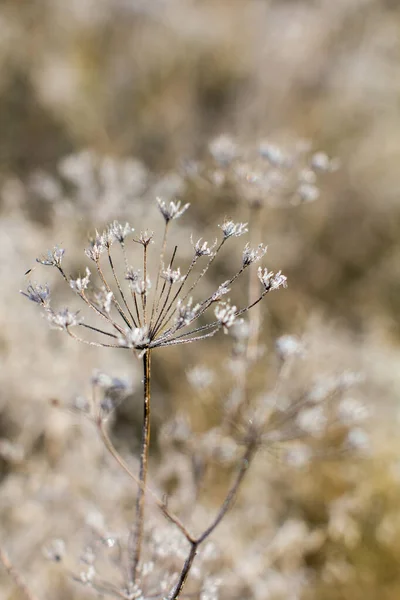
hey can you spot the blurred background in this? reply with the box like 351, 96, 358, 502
2, 0, 400, 598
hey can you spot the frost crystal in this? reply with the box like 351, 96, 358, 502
161, 266, 183, 284
93, 288, 113, 314
211, 281, 231, 301
47, 308, 82, 330
219, 219, 248, 239
119, 327, 149, 349
109, 220, 134, 244
21, 283, 51, 308
257, 267, 287, 291
175, 297, 201, 328
70, 267, 91, 294
215, 302, 237, 333
242, 242, 267, 267
36, 246, 65, 268
85, 232, 107, 262
191, 236, 216, 257
157, 197, 190, 222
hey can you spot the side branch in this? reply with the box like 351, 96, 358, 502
0, 547, 39, 600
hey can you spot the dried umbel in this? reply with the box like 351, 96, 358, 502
20, 198, 287, 599
21, 198, 286, 355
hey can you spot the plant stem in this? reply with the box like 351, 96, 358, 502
0, 546, 39, 600
130, 348, 152, 584
168, 440, 257, 599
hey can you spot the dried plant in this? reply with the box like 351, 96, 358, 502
18, 197, 287, 599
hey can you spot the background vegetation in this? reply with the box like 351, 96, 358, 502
1, 0, 400, 598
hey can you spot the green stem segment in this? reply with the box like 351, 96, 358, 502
130, 349, 152, 584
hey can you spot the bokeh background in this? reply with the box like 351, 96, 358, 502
2, 0, 400, 598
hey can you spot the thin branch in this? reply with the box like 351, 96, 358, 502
98, 420, 194, 543
195, 440, 256, 544
151, 328, 219, 348
66, 328, 125, 349
108, 248, 138, 327
0, 546, 39, 600
79, 322, 119, 338
81, 290, 126, 335
149, 222, 169, 328
153, 255, 198, 336
167, 543, 197, 600
96, 260, 132, 329
150, 246, 178, 336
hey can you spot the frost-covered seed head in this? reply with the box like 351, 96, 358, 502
191, 236, 216, 257
157, 197, 190, 222
175, 297, 201, 328
130, 277, 151, 296
91, 370, 130, 393
70, 267, 91, 294
215, 302, 237, 333
257, 267, 287, 291
85, 232, 107, 262
136, 230, 154, 246
242, 242, 268, 267
47, 308, 82, 330
118, 327, 149, 349
21, 283, 51, 308
93, 288, 113, 314
125, 267, 141, 283
109, 220, 133, 244
161, 265, 182, 284
219, 219, 248, 239
209, 134, 238, 165
211, 281, 231, 302
36, 246, 65, 268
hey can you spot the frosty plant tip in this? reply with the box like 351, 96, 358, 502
21, 198, 287, 355
20, 197, 287, 595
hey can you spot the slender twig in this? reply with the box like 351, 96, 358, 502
98, 420, 194, 542
168, 543, 197, 600
66, 328, 125, 348
246, 201, 263, 362
81, 290, 126, 335
0, 546, 39, 600
168, 440, 257, 599
96, 261, 132, 329
150, 246, 178, 336
108, 248, 138, 327
149, 222, 169, 328
79, 322, 119, 338
195, 441, 256, 544
153, 255, 198, 336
